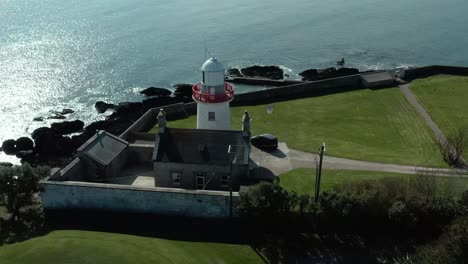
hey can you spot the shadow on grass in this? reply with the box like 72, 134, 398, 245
43, 210, 388, 263
44, 210, 251, 245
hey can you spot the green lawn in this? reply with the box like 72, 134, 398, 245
279, 168, 468, 196
0, 230, 262, 264
159, 87, 444, 166
410, 75, 468, 137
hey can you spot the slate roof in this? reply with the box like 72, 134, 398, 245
78, 131, 129, 166
153, 128, 249, 165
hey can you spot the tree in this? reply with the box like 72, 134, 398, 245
440, 126, 468, 167
0, 163, 49, 220
238, 181, 292, 220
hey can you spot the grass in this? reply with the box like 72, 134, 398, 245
0, 230, 262, 264
410, 75, 468, 137
158, 87, 444, 166
279, 168, 468, 196
0, 205, 6, 217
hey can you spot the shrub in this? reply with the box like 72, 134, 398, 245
415, 216, 468, 264
387, 200, 418, 229
238, 181, 292, 220
407, 195, 463, 232
0, 163, 49, 220
461, 190, 468, 207
409, 171, 438, 197
439, 127, 468, 167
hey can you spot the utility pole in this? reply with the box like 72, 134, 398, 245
315, 142, 326, 202
229, 163, 233, 218
227, 145, 236, 218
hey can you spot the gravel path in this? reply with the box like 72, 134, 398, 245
249, 84, 467, 177
399, 84, 447, 145
251, 144, 467, 177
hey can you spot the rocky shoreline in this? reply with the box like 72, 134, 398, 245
0, 65, 368, 168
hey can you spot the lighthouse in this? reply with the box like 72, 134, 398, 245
192, 57, 235, 130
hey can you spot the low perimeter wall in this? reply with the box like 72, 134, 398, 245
402, 65, 468, 81
232, 74, 363, 106
41, 180, 239, 218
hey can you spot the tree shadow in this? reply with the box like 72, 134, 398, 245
44, 210, 252, 245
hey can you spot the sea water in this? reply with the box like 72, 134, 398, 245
1, 0, 467, 163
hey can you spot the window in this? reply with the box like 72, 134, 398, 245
202, 72, 205, 83
171, 171, 181, 185
196, 173, 205, 189
208, 112, 215, 121
221, 175, 229, 187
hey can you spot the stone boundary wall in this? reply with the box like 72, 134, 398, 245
120, 74, 363, 137
120, 65, 468, 136
120, 102, 197, 140
41, 180, 239, 218
227, 76, 303, 86
402, 65, 468, 81
232, 74, 362, 106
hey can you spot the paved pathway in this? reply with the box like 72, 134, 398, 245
250, 83, 467, 178
250, 144, 468, 178
399, 84, 447, 145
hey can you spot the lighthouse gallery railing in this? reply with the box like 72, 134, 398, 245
192, 82, 235, 103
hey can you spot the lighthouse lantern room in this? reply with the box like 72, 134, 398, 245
192, 57, 235, 130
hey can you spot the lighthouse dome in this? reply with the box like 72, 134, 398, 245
201, 57, 225, 72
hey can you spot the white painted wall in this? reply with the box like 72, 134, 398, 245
197, 101, 231, 130
204, 71, 224, 86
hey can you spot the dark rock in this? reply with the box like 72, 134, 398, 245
33, 127, 75, 158
241, 66, 284, 80
16, 150, 34, 159
108, 102, 145, 122
226, 68, 243, 78
142, 96, 180, 109
47, 114, 66, 120
32, 127, 53, 140
336, 67, 359, 76
61, 108, 75, 115
317, 67, 337, 79
51, 120, 85, 135
56, 136, 74, 156
299, 67, 360, 81
51, 108, 75, 115
0, 162, 13, 167
95, 101, 116, 113
2, 139, 17, 155
33, 117, 44, 122
173, 84, 194, 99
140, 87, 172, 97
85, 119, 134, 136
299, 69, 319, 81
85, 120, 111, 134
16, 137, 34, 151
71, 133, 93, 150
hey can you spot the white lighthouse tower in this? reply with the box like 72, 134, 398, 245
192, 57, 235, 130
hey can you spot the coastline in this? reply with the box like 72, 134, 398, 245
2, 64, 468, 168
